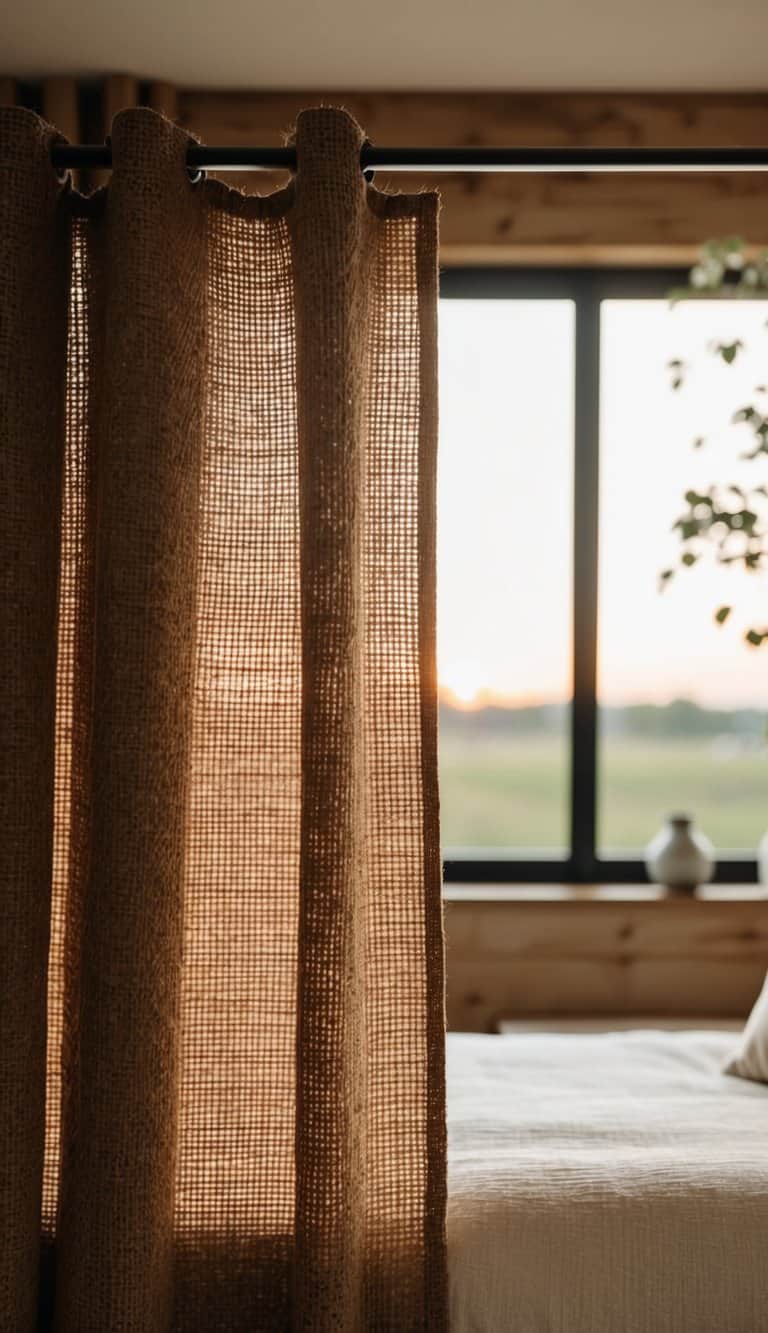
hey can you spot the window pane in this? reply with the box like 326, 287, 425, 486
598, 299, 768, 855
438, 299, 574, 854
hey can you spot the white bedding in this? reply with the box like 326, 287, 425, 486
447, 1030, 768, 1333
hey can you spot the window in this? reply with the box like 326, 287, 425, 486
439, 269, 766, 883
438, 298, 573, 856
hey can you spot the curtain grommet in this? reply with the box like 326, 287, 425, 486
187, 165, 206, 186
362, 139, 375, 185
52, 134, 71, 186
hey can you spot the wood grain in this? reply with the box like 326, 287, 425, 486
42, 78, 79, 142
91, 75, 140, 190
102, 74, 139, 133
445, 889, 768, 1030
147, 82, 179, 123
177, 91, 768, 263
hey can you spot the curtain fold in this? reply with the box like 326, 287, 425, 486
0, 102, 446, 1333
53, 110, 209, 1330
0, 107, 69, 1333
291, 109, 377, 1325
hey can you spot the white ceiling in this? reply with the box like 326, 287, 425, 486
5, 0, 768, 90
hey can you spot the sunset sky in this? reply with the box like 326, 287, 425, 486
437, 296, 768, 712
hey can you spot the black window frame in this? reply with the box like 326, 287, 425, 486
439, 265, 758, 885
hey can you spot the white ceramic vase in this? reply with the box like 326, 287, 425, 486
645, 814, 714, 893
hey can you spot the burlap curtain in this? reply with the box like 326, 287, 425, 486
0, 104, 446, 1331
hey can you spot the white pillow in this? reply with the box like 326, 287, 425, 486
724, 972, 768, 1084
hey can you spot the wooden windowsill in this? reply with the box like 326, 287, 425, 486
443, 883, 768, 904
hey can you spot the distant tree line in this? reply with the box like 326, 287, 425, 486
439, 697, 765, 740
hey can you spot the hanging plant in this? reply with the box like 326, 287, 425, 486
660, 237, 768, 645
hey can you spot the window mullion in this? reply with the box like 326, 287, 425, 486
570, 285, 601, 880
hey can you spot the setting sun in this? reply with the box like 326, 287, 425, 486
440, 660, 487, 708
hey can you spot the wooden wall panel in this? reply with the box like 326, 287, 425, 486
41, 78, 79, 142
147, 81, 179, 123
445, 889, 768, 1030
102, 73, 139, 130
2, 83, 765, 261
177, 91, 768, 264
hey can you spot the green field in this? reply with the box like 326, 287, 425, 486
439, 733, 768, 854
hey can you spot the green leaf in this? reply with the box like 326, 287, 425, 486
746, 629, 766, 647
668, 358, 686, 391
678, 519, 701, 540
718, 340, 743, 365
715, 605, 732, 625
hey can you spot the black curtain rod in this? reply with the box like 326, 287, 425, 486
50, 143, 768, 173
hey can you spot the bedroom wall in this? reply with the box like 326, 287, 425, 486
4, 78, 768, 262
175, 90, 768, 264
445, 887, 768, 1031
5, 73, 767, 1025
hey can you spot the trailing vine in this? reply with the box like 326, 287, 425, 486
661, 238, 768, 645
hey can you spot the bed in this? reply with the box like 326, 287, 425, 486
447, 1028, 768, 1333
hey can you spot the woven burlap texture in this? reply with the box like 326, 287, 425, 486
0, 104, 447, 1331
